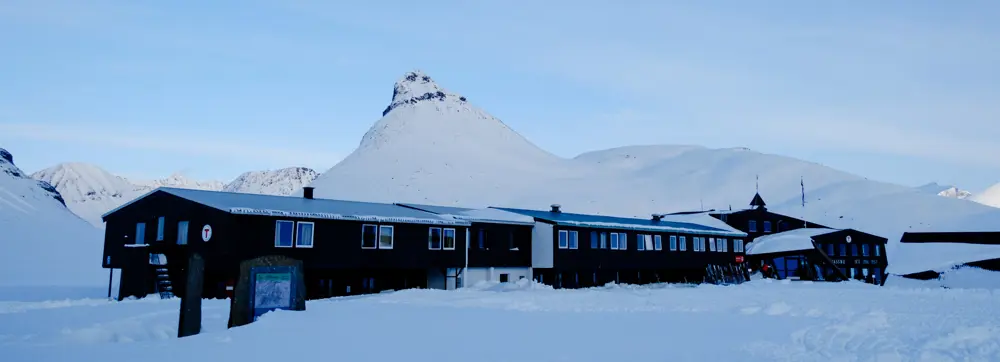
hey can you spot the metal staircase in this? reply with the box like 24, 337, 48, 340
149, 253, 174, 299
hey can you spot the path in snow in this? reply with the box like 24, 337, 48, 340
3, 280, 998, 361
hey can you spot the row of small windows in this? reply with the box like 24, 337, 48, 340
135, 218, 189, 245
273, 221, 458, 250
824, 243, 881, 258
748, 220, 773, 233
558, 230, 744, 253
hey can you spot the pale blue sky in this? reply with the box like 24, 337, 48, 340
1, 0, 998, 191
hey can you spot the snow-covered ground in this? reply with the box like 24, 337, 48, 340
3, 280, 999, 362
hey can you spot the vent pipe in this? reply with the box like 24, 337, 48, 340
652, 213, 663, 222
303, 186, 314, 200
550, 204, 562, 213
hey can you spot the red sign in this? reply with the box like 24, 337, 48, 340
735, 256, 744, 263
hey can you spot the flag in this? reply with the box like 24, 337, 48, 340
800, 177, 805, 207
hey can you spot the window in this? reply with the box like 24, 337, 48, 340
763, 221, 772, 233
274, 220, 294, 247
734, 239, 744, 253
692, 237, 700, 252
156, 216, 165, 241
362, 224, 378, 249
428, 227, 442, 250
826, 244, 834, 256
508, 230, 516, 250
176, 221, 189, 245
443, 228, 456, 250
558, 230, 569, 249
709, 238, 717, 252
499, 274, 509, 283
610, 233, 620, 249
600, 233, 607, 249
478, 228, 486, 249
840, 244, 847, 257
679, 236, 687, 251
654, 235, 663, 251
379, 225, 394, 249
862, 244, 870, 257
669, 235, 678, 251
568, 231, 578, 249
618, 233, 627, 250
851, 244, 858, 257
749, 220, 757, 232
590, 231, 598, 249
875, 244, 881, 257
719, 238, 728, 252
296, 222, 314, 248
637, 234, 646, 251
135, 223, 146, 245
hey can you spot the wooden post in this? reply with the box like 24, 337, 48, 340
107, 268, 114, 299
178, 253, 205, 338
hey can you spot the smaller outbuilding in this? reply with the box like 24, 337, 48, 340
894, 232, 1000, 280
746, 227, 888, 285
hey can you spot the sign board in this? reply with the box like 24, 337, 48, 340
249, 265, 297, 322
201, 225, 213, 242
846, 235, 852, 243
735, 255, 744, 263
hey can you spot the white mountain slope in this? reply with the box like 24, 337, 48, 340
30, 162, 139, 228
310, 70, 1000, 267
33, 163, 318, 227
0, 148, 105, 289
224, 167, 319, 195
970, 182, 1000, 208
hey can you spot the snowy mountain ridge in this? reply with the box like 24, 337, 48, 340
310, 70, 1000, 258
0, 147, 105, 287
916, 182, 974, 200
31, 163, 319, 228
970, 182, 1000, 208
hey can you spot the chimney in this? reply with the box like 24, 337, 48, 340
652, 213, 663, 222
303, 186, 314, 200
550, 204, 561, 213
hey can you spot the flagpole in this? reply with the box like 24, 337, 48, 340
801, 176, 807, 228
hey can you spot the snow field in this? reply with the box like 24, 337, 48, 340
3, 280, 999, 362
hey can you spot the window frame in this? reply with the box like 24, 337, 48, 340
379, 225, 394, 249
610, 232, 619, 249
669, 235, 677, 251
443, 228, 457, 250
274, 220, 294, 248
590, 231, 598, 249
600, 232, 607, 249
361, 224, 378, 249
295, 221, 315, 248
428, 227, 443, 250
679, 236, 687, 251
763, 221, 772, 233
558, 230, 569, 249
618, 233, 627, 250
862, 243, 870, 257
637, 234, 646, 251
176, 221, 189, 245
749, 220, 757, 232
567, 230, 578, 249
709, 237, 717, 252
654, 235, 663, 251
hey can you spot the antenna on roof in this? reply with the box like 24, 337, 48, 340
801, 176, 807, 228
756, 174, 759, 193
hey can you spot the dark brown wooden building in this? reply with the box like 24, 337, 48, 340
101, 187, 470, 301
745, 227, 889, 285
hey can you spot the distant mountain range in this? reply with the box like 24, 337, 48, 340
30, 163, 318, 228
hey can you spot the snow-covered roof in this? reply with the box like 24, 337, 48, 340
493, 207, 747, 237
103, 187, 469, 226
888, 242, 1000, 275
745, 228, 837, 255
396, 203, 536, 225
656, 212, 746, 235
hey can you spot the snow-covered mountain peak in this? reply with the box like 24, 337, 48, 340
127, 172, 224, 192
916, 182, 973, 200
0, 147, 12, 164
382, 70, 467, 117
224, 167, 319, 196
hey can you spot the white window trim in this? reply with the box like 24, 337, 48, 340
428, 227, 443, 250
619, 233, 627, 250
749, 220, 758, 233
177, 221, 189, 245
568, 230, 578, 250
610, 232, 619, 250
379, 225, 394, 249
669, 235, 677, 251
443, 228, 457, 250
361, 224, 378, 249
558, 230, 569, 249
637, 234, 646, 251
274, 220, 294, 248
679, 236, 687, 251
654, 235, 663, 251
763, 221, 772, 233
295, 221, 315, 248
709, 237, 717, 252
